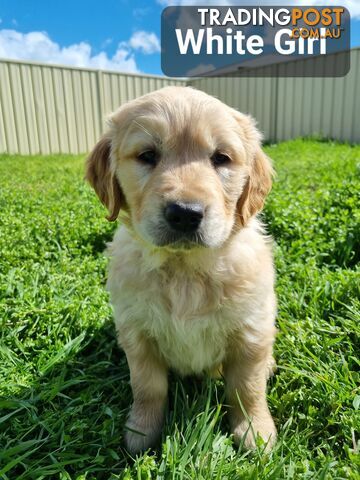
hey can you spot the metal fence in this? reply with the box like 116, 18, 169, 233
0, 59, 184, 154
189, 48, 360, 144
0, 49, 359, 154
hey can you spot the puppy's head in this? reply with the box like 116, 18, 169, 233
86, 86, 273, 250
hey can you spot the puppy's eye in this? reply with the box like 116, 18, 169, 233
137, 149, 158, 167
211, 151, 231, 167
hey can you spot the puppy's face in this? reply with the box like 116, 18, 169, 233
87, 87, 272, 250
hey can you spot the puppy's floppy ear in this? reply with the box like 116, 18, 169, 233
237, 147, 273, 226
85, 135, 124, 221
234, 112, 274, 226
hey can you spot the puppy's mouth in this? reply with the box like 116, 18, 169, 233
152, 229, 206, 250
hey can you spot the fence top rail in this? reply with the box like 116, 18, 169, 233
0, 56, 188, 81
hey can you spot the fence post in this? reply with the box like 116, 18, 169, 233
270, 65, 279, 143
96, 70, 105, 134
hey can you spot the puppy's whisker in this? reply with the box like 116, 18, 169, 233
132, 119, 160, 145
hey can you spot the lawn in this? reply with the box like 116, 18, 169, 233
0, 139, 359, 479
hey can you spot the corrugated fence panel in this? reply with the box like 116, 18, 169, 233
72, 69, 87, 154
52, 67, 69, 153
61, 68, 78, 154
0, 62, 18, 153
188, 75, 275, 141
33, 64, 52, 154
350, 49, 360, 143
20, 63, 40, 154
0, 59, 185, 154
190, 48, 360, 144
0, 51, 359, 154
0, 77, 7, 152
100, 72, 184, 124
9, 63, 29, 154
42, 66, 60, 153
273, 49, 360, 143
102, 72, 114, 116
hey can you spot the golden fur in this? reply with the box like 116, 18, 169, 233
86, 86, 277, 454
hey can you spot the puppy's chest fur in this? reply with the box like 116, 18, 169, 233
107, 226, 273, 375
142, 267, 235, 375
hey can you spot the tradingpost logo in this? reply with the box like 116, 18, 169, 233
161, 6, 351, 77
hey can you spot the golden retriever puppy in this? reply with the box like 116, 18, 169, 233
86, 86, 277, 454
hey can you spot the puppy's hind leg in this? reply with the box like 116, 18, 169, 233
119, 329, 168, 455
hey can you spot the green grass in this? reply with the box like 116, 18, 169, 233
0, 139, 359, 479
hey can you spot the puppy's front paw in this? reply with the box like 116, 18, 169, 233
124, 406, 164, 455
266, 355, 277, 379
232, 411, 277, 451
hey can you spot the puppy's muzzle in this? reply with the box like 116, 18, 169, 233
164, 202, 204, 234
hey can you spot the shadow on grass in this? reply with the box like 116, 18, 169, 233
1, 320, 129, 478
81, 227, 116, 255
0, 318, 230, 479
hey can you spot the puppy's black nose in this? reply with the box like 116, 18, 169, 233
164, 202, 204, 233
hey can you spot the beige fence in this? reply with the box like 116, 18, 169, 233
189, 48, 360, 144
0, 49, 359, 154
0, 59, 185, 154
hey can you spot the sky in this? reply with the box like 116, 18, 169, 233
0, 0, 359, 76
